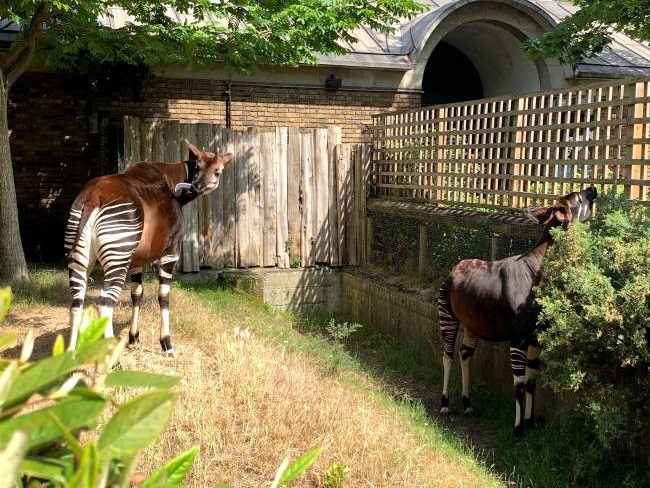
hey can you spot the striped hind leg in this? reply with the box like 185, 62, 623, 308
128, 268, 144, 346
158, 254, 179, 357
524, 341, 542, 428
510, 339, 529, 437
460, 331, 479, 414
66, 209, 96, 351
95, 202, 142, 340
438, 282, 459, 414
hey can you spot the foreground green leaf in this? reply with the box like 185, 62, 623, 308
98, 390, 175, 457
278, 447, 324, 486
0, 395, 106, 451
106, 370, 181, 390
0, 332, 17, 351
77, 316, 109, 350
4, 338, 113, 410
141, 445, 199, 487
0, 431, 27, 488
20, 457, 67, 484
0, 288, 11, 324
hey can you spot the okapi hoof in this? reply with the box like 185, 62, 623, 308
128, 331, 140, 348
461, 396, 473, 415
160, 336, 175, 358
440, 395, 450, 415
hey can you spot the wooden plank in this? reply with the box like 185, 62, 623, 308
300, 130, 315, 267
122, 116, 141, 171
196, 123, 212, 268
210, 126, 226, 269
222, 128, 237, 268
327, 125, 341, 266
287, 127, 301, 268
247, 129, 261, 267
163, 120, 181, 162
180, 123, 200, 273
313, 127, 329, 264
261, 130, 278, 266
336, 143, 351, 264
235, 129, 250, 267
139, 120, 154, 162
276, 127, 290, 269
152, 120, 165, 162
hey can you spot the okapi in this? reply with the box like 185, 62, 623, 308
437, 186, 597, 436
64, 143, 233, 356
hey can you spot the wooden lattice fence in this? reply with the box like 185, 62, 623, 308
372, 77, 650, 210
122, 117, 369, 272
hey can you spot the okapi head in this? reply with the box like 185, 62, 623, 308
525, 186, 597, 228
184, 142, 233, 195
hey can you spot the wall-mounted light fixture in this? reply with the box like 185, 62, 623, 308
325, 74, 342, 91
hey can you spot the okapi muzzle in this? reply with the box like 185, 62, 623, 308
437, 186, 597, 437
65, 143, 233, 357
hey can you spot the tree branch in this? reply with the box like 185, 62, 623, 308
1, 4, 53, 79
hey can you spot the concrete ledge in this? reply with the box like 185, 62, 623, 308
218, 267, 341, 314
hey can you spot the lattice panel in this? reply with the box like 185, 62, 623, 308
372, 78, 650, 210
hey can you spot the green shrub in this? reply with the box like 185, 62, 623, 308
0, 287, 197, 487
536, 192, 650, 467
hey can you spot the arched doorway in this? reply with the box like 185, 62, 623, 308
403, 0, 570, 101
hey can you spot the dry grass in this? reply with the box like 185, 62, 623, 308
4, 271, 502, 488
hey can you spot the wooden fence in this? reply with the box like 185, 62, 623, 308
372, 77, 650, 210
122, 117, 369, 272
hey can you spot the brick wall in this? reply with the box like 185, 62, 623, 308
9, 71, 420, 262
9, 73, 92, 262
106, 77, 419, 143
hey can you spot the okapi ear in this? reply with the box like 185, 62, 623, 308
525, 207, 552, 224
220, 153, 234, 166
186, 141, 201, 161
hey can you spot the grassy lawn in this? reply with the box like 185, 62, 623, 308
3, 270, 503, 488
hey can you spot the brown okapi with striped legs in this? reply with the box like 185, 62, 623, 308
437, 187, 597, 436
64, 143, 233, 357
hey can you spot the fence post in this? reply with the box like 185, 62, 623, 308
418, 224, 430, 279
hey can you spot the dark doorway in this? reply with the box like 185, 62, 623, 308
421, 41, 484, 105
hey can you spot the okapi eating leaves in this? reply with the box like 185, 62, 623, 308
64, 143, 233, 356
437, 186, 597, 436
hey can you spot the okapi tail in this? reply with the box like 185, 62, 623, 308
63, 196, 94, 263
437, 277, 460, 359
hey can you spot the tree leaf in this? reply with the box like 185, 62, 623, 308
20, 457, 67, 484
52, 334, 65, 357
0, 431, 27, 488
98, 391, 175, 457
278, 447, 323, 486
0, 395, 106, 451
0, 287, 11, 324
77, 316, 109, 350
105, 370, 181, 389
140, 445, 199, 487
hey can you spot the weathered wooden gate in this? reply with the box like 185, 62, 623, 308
122, 117, 369, 272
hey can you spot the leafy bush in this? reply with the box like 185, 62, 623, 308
0, 287, 197, 487
325, 319, 362, 343
536, 192, 650, 466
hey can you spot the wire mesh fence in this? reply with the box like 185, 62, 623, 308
366, 203, 541, 293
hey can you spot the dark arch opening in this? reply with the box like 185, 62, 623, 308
421, 41, 484, 106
